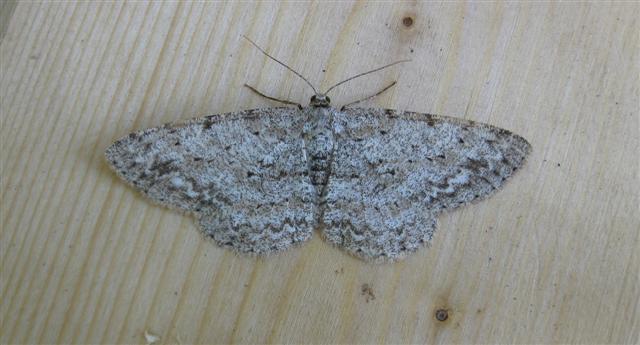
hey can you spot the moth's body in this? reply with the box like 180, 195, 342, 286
302, 101, 336, 191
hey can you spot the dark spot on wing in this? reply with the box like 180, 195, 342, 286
496, 128, 511, 136
203, 118, 215, 129
434, 181, 449, 189
149, 159, 176, 176
479, 176, 495, 188
464, 158, 489, 172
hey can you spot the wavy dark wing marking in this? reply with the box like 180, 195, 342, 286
322, 107, 530, 261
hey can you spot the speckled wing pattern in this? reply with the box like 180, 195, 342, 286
105, 108, 317, 255
322, 108, 531, 261
106, 105, 530, 261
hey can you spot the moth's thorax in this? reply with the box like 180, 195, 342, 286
303, 106, 336, 188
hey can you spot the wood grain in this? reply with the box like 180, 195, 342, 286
1, 2, 638, 344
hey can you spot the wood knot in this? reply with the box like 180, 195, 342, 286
402, 16, 414, 28
435, 308, 449, 321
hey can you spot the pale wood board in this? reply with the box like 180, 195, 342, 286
1, 2, 638, 344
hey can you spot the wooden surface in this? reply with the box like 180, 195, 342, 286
1, 2, 638, 344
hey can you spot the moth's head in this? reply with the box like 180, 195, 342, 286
309, 94, 331, 108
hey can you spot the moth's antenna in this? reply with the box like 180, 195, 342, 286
242, 35, 318, 94
324, 60, 410, 95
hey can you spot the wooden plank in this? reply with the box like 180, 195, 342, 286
1, 2, 637, 343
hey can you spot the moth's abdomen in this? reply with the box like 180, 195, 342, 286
307, 132, 334, 186
309, 156, 330, 186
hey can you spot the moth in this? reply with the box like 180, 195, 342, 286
105, 37, 530, 262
